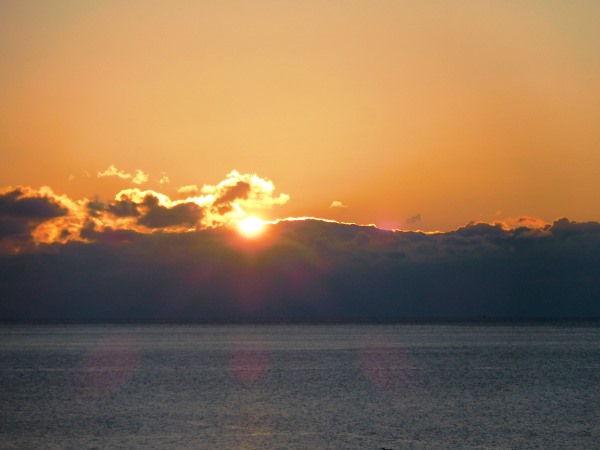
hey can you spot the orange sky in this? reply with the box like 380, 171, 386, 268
1, 0, 599, 231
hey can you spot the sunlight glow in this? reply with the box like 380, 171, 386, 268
237, 217, 265, 237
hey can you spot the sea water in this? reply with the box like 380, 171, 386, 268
0, 324, 599, 449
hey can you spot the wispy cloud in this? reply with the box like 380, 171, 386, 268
131, 170, 149, 185
177, 185, 198, 195
98, 165, 149, 185
98, 165, 132, 180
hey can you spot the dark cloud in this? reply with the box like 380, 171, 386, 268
137, 195, 202, 229
86, 199, 105, 218
1, 218, 599, 321
79, 220, 97, 241
107, 200, 140, 217
214, 181, 251, 206
0, 217, 30, 240
81, 224, 141, 245
0, 188, 71, 249
550, 217, 600, 237
406, 214, 421, 224
0, 188, 68, 219
86, 193, 201, 229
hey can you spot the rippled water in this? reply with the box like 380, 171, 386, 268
1, 324, 599, 449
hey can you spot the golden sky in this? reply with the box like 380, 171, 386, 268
1, 0, 599, 231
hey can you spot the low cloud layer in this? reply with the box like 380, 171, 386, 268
1, 213, 599, 321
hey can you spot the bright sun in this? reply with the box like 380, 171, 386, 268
237, 217, 265, 237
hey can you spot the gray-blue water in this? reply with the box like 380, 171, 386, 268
1, 324, 599, 449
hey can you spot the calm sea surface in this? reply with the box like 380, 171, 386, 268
0, 324, 599, 449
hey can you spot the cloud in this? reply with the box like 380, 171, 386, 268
200, 171, 290, 209
196, 170, 290, 227
177, 185, 199, 195
98, 165, 132, 180
137, 194, 202, 229
550, 217, 600, 237
85, 188, 204, 233
131, 170, 149, 185
159, 175, 170, 184
98, 165, 149, 185
495, 216, 547, 230
86, 198, 105, 218
0, 169, 288, 250
0, 187, 69, 219
406, 214, 421, 224
0, 186, 84, 251
214, 181, 251, 206
2, 171, 599, 323
106, 199, 140, 218
67, 171, 290, 237
330, 201, 348, 209
1, 217, 599, 321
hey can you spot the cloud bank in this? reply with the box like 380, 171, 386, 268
1, 210, 599, 321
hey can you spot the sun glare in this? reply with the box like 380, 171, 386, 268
237, 217, 265, 237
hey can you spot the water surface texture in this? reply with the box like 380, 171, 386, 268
1, 324, 599, 449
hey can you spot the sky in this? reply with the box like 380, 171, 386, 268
1, 0, 599, 232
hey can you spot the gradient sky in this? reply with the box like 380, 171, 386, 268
1, 0, 599, 231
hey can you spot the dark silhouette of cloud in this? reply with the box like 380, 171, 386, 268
214, 181, 251, 206
1, 218, 599, 322
0, 187, 72, 250
406, 213, 421, 224
107, 199, 140, 218
86, 198, 105, 218
0, 218, 29, 240
137, 195, 202, 229
0, 188, 68, 219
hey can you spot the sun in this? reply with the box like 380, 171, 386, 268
237, 217, 265, 237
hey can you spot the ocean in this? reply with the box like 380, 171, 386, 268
1, 323, 598, 449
